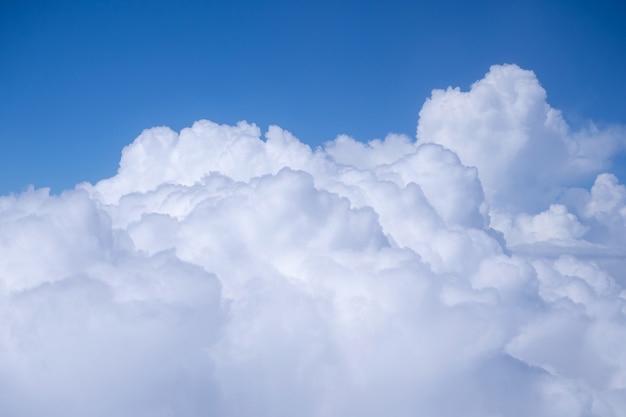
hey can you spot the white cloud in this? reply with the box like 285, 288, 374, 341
492, 204, 588, 246
584, 173, 626, 225
2, 64, 626, 416
417, 64, 626, 213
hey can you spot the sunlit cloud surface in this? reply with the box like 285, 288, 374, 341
1, 65, 626, 416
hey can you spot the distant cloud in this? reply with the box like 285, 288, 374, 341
1, 64, 626, 416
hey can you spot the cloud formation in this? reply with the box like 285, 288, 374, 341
2, 64, 626, 416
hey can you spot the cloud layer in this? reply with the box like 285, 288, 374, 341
2, 64, 626, 416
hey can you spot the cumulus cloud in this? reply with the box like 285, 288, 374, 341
417, 64, 626, 212
2, 64, 626, 416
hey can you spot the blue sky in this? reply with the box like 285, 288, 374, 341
1, 0, 625, 194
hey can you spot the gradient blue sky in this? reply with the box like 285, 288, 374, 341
1, 0, 625, 194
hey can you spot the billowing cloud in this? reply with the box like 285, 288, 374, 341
418, 64, 626, 213
2, 64, 626, 416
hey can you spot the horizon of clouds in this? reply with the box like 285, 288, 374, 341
1, 64, 626, 416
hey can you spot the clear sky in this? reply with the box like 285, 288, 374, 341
1, 0, 625, 194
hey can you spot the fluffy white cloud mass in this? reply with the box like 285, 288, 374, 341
2, 64, 626, 416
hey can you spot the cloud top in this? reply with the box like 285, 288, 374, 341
2, 64, 626, 416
